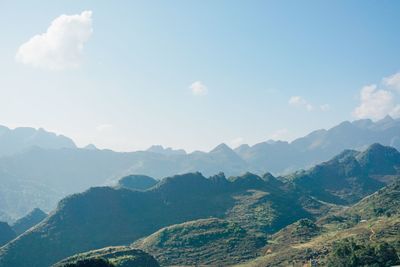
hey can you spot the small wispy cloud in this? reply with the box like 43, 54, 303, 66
320, 104, 331, 111
288, 96, 330, 112
16, 11, 93, 70
288, 96, 314, 111
383, 72, 400, 92
190, 81, 208, 96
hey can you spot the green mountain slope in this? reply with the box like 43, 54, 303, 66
116, 175, 158, 191
237, 179, 400, 266
0, 172, 309, 267
133, 218, 265, 266
53, 247, 159, 267
0, 222, 15, 247
288, 143, 399, 204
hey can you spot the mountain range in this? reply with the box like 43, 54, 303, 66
0, 126, 76, 157
0, 143, 399, 267
0, 116, 399, 223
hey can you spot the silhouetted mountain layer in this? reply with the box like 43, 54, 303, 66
0, 144, 398, 267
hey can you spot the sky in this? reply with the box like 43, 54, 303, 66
1, 1, 400, 152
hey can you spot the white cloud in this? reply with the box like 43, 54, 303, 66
16, 10, 93, 70
190, 81, 208, 96
288, 96, 313, 111
383, 72, 400, 92
353, 84, 400, 120
289, 96, 330, 112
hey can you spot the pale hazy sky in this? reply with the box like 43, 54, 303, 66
1, 1, 400, 152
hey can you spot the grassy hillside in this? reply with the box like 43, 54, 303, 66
133, 218, 265, 266
287, 144, 400, 205
0, 172, 310, 267
236, 179, 400, 266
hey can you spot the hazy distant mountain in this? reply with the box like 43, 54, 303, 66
0, 169, 61, 222
12, 208, 47, 235
236, 116, 400, 173
0, 126, 76, 157
0, 144, 398, 267
0, 143, 247, 220
83, 144, 98, 150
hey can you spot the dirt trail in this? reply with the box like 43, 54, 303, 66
369, 227, 376, 241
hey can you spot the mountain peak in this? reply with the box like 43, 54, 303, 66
117, 174, 158, 191
210, 143, 233, 153
147, 145, 164, 152
12, 208, 47, 235
84, 144, 98, 150
208, 172, 229, 186
353, 143, 400, 178
152, 172, 211, 196
359, 143, 399, 158
380, 115, 394, 122
229, 172, 265, 190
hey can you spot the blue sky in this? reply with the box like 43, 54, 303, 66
1, 1, 400, 151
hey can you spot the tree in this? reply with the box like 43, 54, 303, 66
326, 239, 399, 267
60, 258, 114, 267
